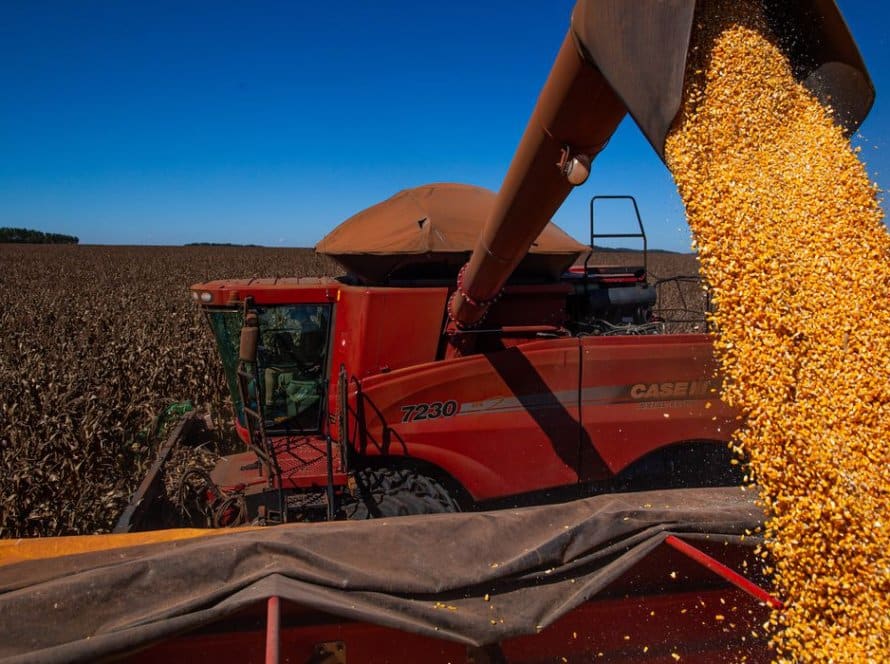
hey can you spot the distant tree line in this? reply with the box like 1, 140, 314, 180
185, 242, 264, 247
0, 227, 79, 244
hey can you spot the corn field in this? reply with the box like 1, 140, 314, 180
0, 245, 336, 537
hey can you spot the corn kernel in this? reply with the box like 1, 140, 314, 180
665, 2, 889, 661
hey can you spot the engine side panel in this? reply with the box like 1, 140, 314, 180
351, 334, 737, 502
352, 337, 583, 500
579, 334, 737, 479
327, 285, 449, 443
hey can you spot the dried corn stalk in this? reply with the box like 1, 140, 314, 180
0, 246, 338, 537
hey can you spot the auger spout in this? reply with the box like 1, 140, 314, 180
448, 0, 873, 328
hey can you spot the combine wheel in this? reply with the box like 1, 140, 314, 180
344, 467, 460, 520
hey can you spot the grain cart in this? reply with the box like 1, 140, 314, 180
172, 0, 874, 529
2, 488, 784, 663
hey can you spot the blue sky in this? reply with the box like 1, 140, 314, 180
1, 1, 887, 251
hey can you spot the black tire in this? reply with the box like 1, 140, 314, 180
343, 467, 461, 520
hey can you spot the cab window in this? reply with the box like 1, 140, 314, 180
207, 304, 331, 432
256, 304, 331, 431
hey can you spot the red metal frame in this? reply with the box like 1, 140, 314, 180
665, 535, 783, 610
266, 596, 280, 664
352, 333, 733, 498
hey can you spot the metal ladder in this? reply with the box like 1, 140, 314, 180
235, 302, 285, 522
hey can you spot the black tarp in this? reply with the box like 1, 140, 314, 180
0, 487, 764, 663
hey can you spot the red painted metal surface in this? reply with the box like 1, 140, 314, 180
579, 334, 735, 477
266, 596, 280, 664
192, 278, 339, 307
462, 283, 573, 330
274, 437, 344, 486
212, 440, 347, 491
127, 587, 772, 663
354, 336, 584, 499
665, 535, 783, 610
330, 285, 448, 382
352, 333, 735, 501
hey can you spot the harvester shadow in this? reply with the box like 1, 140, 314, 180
353, 387, 408, 456
486, 346, 607, 480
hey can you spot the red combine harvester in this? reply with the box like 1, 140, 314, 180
188, 188, 741, 526
3, 1, 869, 663
178, 0, 873, 528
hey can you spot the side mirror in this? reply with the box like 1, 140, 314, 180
239, 313, 259, 363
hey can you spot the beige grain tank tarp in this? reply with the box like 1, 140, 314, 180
316, 183, 588, 283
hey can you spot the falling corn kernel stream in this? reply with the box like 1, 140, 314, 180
665, 1, 889, 661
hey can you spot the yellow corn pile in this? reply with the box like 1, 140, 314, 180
665, 1, 889, 661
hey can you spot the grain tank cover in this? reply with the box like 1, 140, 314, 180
316, 183, 588, 284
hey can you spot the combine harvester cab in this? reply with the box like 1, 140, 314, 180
4, 0, 873, 661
